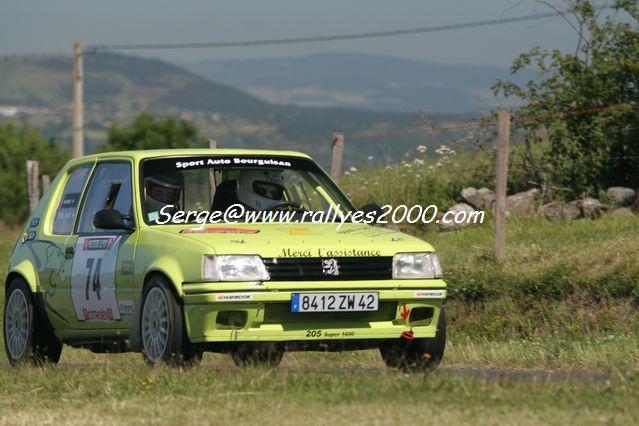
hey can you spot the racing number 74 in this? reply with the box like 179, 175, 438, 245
85, 257, 102, 300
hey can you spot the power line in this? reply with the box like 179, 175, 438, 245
85, 7, 607, 53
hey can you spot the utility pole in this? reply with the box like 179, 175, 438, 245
495, 111, 510, 262
73, 41, 84, 158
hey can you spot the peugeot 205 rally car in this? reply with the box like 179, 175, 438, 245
4, 149, 446, 371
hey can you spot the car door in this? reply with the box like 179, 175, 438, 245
67, 160, 138, 330
36, 163, 95, 330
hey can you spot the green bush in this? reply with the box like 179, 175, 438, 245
0, 122, 69, 224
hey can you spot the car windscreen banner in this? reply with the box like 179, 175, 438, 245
142, 155, 321, 176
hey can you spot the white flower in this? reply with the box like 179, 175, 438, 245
384, 165, 392, 170
415, 174, 421, 178
349, 166, 358, 173
344, 171, 351, 176
435, 144, 451, 155
416, 145, 427, 153
413, 158, 425, 165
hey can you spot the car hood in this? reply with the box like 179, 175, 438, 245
151, 222, 435, 258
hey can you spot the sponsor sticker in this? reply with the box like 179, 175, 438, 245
414, 290, 447, 299
82, 308, 115, 321
175, 157, 293, 170
279, 248, 382, 257
120, 261, 134, 276
83, 237, 117, 251
214, 293, 253, 302
289, 228, 311, 235
180, 227, 259, 234
61, 192, 80, 208
118, 301, 135, 316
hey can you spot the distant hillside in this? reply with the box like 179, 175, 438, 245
184, 53, 530, 113
0, 53, 471, 167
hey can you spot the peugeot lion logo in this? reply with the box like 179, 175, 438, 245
321, 258, 340, 276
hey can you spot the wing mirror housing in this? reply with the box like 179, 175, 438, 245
93, 209, 134, 232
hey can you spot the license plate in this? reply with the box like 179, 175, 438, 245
291, 292, 379, 312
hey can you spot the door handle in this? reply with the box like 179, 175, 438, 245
65, 247, 75, 258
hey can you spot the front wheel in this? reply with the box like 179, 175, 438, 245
3, 278, 62, 366
140, 276, 202, 366
380, 307, 446, 372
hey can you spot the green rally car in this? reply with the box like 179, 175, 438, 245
4, 149, 446, 371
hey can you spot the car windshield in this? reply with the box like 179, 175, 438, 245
140, 155, 355, 224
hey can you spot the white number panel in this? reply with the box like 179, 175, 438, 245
71, 236, 122, 322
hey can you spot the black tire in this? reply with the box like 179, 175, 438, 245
140, 275, 202, 367
380, 307, 446, 372
231, 343, 284, 368
3, 278, 62, 366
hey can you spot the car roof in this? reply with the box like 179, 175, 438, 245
65, 148, 313, 166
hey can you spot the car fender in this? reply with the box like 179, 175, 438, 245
142, 256, 186, 297
6, 260, 39, 294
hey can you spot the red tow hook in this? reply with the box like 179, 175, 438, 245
401, 331, 415, 340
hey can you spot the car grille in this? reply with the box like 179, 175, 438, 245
262, 257, 393, 281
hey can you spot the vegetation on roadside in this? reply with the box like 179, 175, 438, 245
494, 0, 639, 198
0, 122, 69, 224
428, 216, 639, 340
99, 111, 206, 152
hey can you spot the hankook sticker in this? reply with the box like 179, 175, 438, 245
215, 293, 254, 302
414, 290, 447, 298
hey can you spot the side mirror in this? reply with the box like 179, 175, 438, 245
361, 203, 383, 225
93, 209, 134, 232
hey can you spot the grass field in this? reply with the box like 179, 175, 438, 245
1, 215, 638, 424
1, 357, 638, 425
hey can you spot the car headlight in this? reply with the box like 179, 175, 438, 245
203, 255, 270, 281
393, 253, 443, 279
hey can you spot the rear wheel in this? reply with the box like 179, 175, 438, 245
140, 275, 202, 366
380, 307, 446, 372
231, 343, 284, 368
3, 278, 62, 366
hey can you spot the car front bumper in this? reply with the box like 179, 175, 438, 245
181, 280, 446, 343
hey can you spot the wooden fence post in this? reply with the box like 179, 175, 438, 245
26, 160, 40, 213
495, 111, 510, 262
41, 174, 51, 194
208, 139, 218, 150
331, 133, 344, 183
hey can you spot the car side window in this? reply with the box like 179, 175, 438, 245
77, 162, 133, 234
52, 165, 93, 235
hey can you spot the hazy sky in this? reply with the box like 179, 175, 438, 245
0, 1, 594, 66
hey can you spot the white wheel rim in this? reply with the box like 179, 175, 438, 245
5, 289, 29, 360
141, 287, 170, 362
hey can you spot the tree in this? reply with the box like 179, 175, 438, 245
493, 0, 639, 199
100, 111, 205, 152
0, 122, 69, 224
